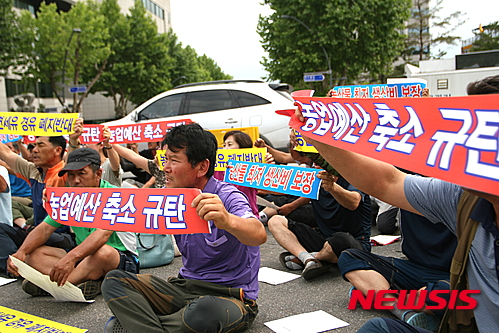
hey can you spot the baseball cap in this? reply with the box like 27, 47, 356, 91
58, 148, 101, 176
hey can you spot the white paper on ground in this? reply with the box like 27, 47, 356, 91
9, 256, 94, 303
258, 267, 300, 285
265, 310, 349, 333
0, 276, 17, 286
370, 235, 401, 246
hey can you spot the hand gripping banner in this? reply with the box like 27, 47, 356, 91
45, 187, 210, 234
282, 94, 499, 196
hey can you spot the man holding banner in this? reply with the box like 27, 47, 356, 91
102, 123, 266, 333
7, 148, 139, 300
0, 136, 74, 250
292, 75, 499, 332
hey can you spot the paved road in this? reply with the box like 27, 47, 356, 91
1, 227, 402, 332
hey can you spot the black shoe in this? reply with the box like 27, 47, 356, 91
22, 280, 50, 297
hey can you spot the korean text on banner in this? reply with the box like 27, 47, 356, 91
79, 119, 193, 145
157, 150, 166, 170
44, 187, 210, 235
0, 134, 21, 144
329, 82, 427, 99
215, 148, 267, 171
0, 112, 77, 136
0, 305, 87, 333
285, 94, 499, 197
224, 161, 321, 200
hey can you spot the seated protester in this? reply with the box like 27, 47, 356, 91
4, 141, 33, 205
7, 148, 139, 300
0, 134, 78, 249
71, 126, 123, 187
102, 123, 266, 333
339, 210, 457, 331
268, 169, 372, 280
112, 138, 166, 189
372, 197, 400, 235
214, 130, 260, 215
119, 143, 147, 187
0, 142, 34, 230
297, 75, 499, 333
138, 141, 160, 185
0, 165, 16, 274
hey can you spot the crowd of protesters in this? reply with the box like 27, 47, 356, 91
0, 74, 498, 333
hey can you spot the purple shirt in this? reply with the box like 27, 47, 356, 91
175, 177, 261, 300
213, 170, 259, 215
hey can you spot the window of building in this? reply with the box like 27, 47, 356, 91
13, 0, 35, 14
5, 79, 53, 98
141, 0, 164, 19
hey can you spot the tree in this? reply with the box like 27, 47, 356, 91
18, 1, 111, 113
258, 0, 411, 94
0, 0, 22, 72
92, 0, 172, 118
471, 21, 499, 52
166, 32, 202, 86
406, 0, 466, 60
197, 55, 232, 82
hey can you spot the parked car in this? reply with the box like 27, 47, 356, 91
103, 80, 295, 150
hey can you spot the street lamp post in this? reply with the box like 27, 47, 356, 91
281, 15, 332, 88
61, 28, 81, 112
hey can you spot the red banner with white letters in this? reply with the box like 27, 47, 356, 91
44, 187, 210, 234
80, 119, 193, 144
282, 94, 499, 196
23, 119, 193, 145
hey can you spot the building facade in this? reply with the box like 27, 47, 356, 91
1, 0, 171, 122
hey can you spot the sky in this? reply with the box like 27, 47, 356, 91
170, 0, 497, 81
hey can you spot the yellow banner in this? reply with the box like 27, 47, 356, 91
157, 150, 166, 170
293, 129, 318, 153
214, 148, 266, 171
0, 112, 77, 136
0, 305, 87, 332
209, 127, 259, 148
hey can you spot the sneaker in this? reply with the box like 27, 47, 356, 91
104, 316, 129, 333
22, 280, 50, 297
404, 312, 440, 332
301, 258, 332, 280
77, 280, 102, 300
278, 252, 304, 270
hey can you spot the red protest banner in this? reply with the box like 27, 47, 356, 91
44, 187, 210, 234
79, 119, 193, 145
283, 94, 499, 196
